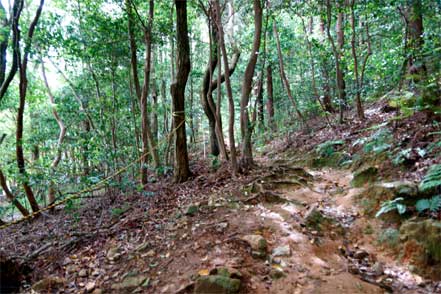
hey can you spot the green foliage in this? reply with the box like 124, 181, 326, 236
315, 140, 344, 157
353, 128, 392, 154
419, 164, 441, 192
416, 196, 441, 213
376, 197, 406, 218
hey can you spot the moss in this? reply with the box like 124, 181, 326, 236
194, 275, 241, 294
351, 166, 378, 187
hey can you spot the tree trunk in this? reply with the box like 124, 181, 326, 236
214, 0, 239, 174
16, 0, 44, 214
41, 58, 67, 206
0, 169, 30, 217
239, 0, 263, 170
273, 22, 305, 124
171, 0, 191, 183
200, 22, 221, 157
0, 2, 8, 87
266, 65, 275, 130
406, 0, 426, 84
350, 0, 365, 120
140, 0, 160, 184
325, 0, 345, 123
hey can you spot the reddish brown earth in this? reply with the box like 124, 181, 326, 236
1, 101, 440, 294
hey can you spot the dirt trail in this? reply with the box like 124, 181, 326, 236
3, 159, 440, 293
154, 161, 439, 293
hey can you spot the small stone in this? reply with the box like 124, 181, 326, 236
106, 246, 120, 261
272, 245, 291, 257
372, 262, 384, 276
79, 269, 88, 277
241, 235, 267, 258
354, 250, 369, 260
91, 289, 103, 294
85, 281, 95, 292
145, 249, 155, 257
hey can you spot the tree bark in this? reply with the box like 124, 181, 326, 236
350, 0, 365, 120
266, 65, 275, 130
41, 58, 67, 206
325, 0, 346, 123
273, 22, 305, 124
0, 169, 29, 217
239, 0, 263, 170
171, 0, 191, 183
16, 0, 44, 213
214, 0, 239, 174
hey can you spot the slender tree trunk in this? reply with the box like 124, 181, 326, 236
214, 0, 239, 173
239, 0, 263, 170
273, 22, 305, 124
140, 0, 160, 184
201, 22, 221, 157
336, 6, 347, 119
171, 0, 191, 182
350, 0, 365, 120
41, 58, 67, 206
0, 2, 9, 87
0, 169, 30, 216
16, 0, 44, 214
266, 65, 275, 130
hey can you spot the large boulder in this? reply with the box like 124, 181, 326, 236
400, 219, 441, 278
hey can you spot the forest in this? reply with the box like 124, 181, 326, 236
0, 0, 440, 293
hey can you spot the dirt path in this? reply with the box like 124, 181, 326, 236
3, 160, 440, 293
151, 161, 439, 293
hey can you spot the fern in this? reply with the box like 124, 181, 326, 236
419, 164, 441, 192
376, 197, 407, 218
416, 195, 441, 213
316, 140, 344, 157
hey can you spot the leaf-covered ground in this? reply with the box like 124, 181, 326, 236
1, 99, 440, 294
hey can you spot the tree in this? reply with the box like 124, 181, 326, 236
171, 0, 191, 183
214, 0, 239, 174
239, 0, 263, 170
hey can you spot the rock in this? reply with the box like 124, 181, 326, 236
194, 275, 241, 294
269, 265, 285, 280
91, 289, 103, 294
85, 281, 96, 292
111, 275, 149, 291
372, 262, 384, 276
145, 249, 155, 257
106, 246, 120, 261
377, 181, 418, 198
241, 235, 267, 258
354, 250, 369, 260
79, 269, 88, 277
32, 276, 66, 292
272, 245, 291, 257
185, 205, 199, 216
351, 166, 378, 187
216, 222, 229, 233
303, 206, 335, 232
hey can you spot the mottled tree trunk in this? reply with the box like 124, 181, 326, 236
214, 0, 239, 174
239, 0, 263, 170
171, 0, 191, 182
266, 65, 275, 130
